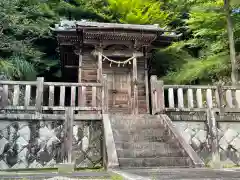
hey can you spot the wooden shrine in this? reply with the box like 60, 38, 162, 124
54, 20, 179, 114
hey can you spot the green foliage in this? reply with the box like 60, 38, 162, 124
0, 0, 239, 84
0, 0, 108, 80
58, 0, 111, 21
162, 0, 240, 84
106, 0, 173, 26
0, 0, 62, 80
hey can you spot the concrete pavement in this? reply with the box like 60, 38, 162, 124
112, 168, 240, 180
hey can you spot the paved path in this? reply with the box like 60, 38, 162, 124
2, 168, 240, 179
113, 168, 240, 180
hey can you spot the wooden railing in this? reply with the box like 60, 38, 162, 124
0, 75, 108, 119
150, 75, 240, 114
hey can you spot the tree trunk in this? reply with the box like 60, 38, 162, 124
224, 0, 238, 84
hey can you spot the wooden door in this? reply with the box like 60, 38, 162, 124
107, 71, 131, 113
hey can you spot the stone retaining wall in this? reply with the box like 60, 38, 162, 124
0, 120, 103, 169
168, 112, 240, 166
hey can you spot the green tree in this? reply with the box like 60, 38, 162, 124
105, 0, 174, 26
0, 0, 62, 80
161, 0, 240, 85
224, 0, 238, 84
0, 0, 106, 80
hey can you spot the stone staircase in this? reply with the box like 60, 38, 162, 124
110, 115, 199, 168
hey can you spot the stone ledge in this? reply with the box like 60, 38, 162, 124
57, 163, 75, 173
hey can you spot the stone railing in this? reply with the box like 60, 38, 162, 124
150, 75, 240, 167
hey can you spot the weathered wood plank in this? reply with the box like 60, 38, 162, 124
206, 89, 213, 108
24, 85, 31, 107
226, 89, 233, 108
71, 86, 76, 106
44, 82, 102, 87
177, 88, 184, 108
92, 86, 97, 107
36, 77, 44, 112
60, 86, 65, 106
13, 85, 20, 106
49, 85, 55, 106
187, 89, 194, 108
168, 88, 174, 108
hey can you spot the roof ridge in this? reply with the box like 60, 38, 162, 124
56, 20, 165, 31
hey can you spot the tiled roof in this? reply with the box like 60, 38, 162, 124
54, 19, 165, 31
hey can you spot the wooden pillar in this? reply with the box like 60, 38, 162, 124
150, 75, 157, 115
97, 47, 103, 109
97, 49, 103, 83
77, 49, 82, 106
102, 74, 108, 113
132, 53, 138, 115
144, 54, 150, 114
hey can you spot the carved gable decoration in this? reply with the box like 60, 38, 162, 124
104, 44, 129, 51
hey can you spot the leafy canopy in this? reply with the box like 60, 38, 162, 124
161, 0, 240, 84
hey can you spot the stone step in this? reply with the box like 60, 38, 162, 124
111, 117, 163, 128
111, 117, 161, 123
111, 125, 165, 132
113, 134, 179, 146
118, 157, 192, 167
111, 115, 158, 121
112, 129, 168, 141
115, 141, 179, 151
116, 146, 186, 158
114, 134, 168, 143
